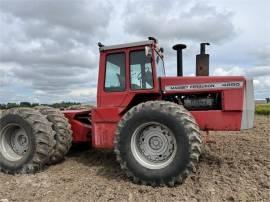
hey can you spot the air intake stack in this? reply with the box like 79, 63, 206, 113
196, 43, 210, 76
172, 44, 187, 76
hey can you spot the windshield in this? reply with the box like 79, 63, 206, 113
155, 51, 165, 77
130, 50, 153, 90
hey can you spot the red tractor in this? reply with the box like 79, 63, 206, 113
0, 37, 254, 186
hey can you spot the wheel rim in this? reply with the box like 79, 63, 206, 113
131, 122, 177, 169
0, 124, 29, 161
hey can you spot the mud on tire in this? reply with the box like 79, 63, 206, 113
114, 101, 202, 187
36, 106, 72, 164
0, 108, 55, 174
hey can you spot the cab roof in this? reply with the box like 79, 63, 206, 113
99, 40, 155, 52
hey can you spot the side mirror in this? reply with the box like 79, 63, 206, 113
145, 46, 152, 58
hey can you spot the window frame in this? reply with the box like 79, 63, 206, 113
104, 52, 126, 92
129, 49, 154, 91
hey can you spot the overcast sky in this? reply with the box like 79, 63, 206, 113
0, 0, 269, 104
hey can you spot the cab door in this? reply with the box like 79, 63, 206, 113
97, 50, 129, 108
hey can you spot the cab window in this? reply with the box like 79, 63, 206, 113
105, 53, 125, 92
130, 50, 153, 90
155, 51, 165, 77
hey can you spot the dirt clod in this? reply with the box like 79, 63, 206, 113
0, 116, 269, 201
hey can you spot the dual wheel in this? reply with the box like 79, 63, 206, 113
0, 107, 72, 174
0, 101, 202, 187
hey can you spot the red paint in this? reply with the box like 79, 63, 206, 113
62, 40, 251, 149
191, 111, 242, 130
222, 89, 243, 110
63, 110, 92, 144
93, 123, 117, 148
91, 107, 122, 148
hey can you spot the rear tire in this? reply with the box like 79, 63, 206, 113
114, 101, 202, 186
36, 106, 72, 164
0, 108, 54, 174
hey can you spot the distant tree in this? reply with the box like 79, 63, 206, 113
0, 104, 6, 109
266, 98, 270, 103
31, 103, 40, 107
20, 102, 31, 107
50, 101, 81, 109
0, 102, 83, 110
6, 103, 18, 109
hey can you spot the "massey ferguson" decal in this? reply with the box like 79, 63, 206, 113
165, 81, 244, 91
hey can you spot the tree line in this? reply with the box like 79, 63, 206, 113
0, 98, 268, 110
0, 102, 81, 109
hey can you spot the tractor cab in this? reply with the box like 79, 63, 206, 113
96, 38, 164, 108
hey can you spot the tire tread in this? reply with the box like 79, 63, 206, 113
114, 101, 202, 186
35, 106, 72, 164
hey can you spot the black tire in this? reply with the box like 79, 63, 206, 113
114, 101, 202, 186
36, 106, 72, 164
0, 108, 54, 174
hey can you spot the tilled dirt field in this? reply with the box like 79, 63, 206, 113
0, 115, 269, 202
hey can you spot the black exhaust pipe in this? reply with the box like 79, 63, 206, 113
173, 44, 186, 76
196, 43, 210, 76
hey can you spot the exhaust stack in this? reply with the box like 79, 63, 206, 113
196, 43, 210, 76
173, 44, 186, 76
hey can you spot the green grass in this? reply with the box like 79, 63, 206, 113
255, 104, 270, 115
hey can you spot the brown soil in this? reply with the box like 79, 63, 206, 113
0, 116, 269, 202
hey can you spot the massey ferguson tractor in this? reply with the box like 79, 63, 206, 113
0, 37, 254, 186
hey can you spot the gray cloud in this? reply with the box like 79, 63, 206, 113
255, 45, 270, 66
12, 65, 98, 93
0, 0, 111, 67
246, 65, 270, 78
0, 0, 110, 102
124, 0, 236, 43
213, 65, 270, 99
0, 0, 112, 34
0, 68, 12, 87
0, 42, 97, 68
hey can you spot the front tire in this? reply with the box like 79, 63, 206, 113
114, 101, 202, 186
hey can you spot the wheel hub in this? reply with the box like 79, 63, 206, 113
10, 129, 29, 156
149, 136, 163, 150
0, 124, 29, 161
131, 122, 177, 169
